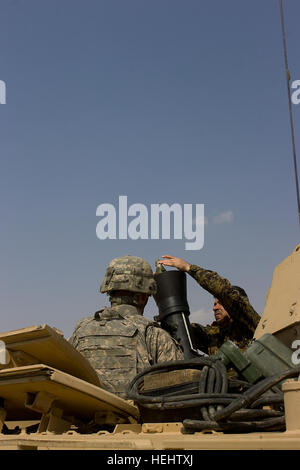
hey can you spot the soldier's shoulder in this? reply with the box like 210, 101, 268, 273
71, 314, 97, 334
205, 325, 221, 336
129, 314, 156, 331
145, 322, 181, 347
191, 321, 219, 332
194, 322, 220, 335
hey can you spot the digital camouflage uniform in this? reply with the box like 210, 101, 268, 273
188, 265, 261, 355
69, 255, 183, 398
69, 304, 183, 398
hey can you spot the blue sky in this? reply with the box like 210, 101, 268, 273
0, 0, 299, 338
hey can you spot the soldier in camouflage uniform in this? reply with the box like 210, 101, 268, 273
158, 255, 261, 355
69, 255, 183, 398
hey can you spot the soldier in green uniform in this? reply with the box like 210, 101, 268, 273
158, 255, 261, 355
69, 255, 183, 398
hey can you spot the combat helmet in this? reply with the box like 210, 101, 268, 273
100, 255, 157, 295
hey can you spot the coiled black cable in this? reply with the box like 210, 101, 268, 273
127, 357, 228, 407
213, 365, 300, 421
126, 359, 300, 433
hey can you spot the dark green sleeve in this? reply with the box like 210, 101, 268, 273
188, 265, 261, 335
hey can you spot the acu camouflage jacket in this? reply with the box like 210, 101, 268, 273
69, 304, 183, 398
188, 265, 261, 355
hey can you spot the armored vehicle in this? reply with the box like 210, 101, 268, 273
0, 245, 299, 450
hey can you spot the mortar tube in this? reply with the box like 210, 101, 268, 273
154, 270, 200, 359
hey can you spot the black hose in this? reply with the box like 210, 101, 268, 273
127, 357, 229, 410
183, 416, 285, 433
127, 359, 298, 433
199, 365, 209, 420
250, 395, 284, 409
131, 396, 238, 410
214, 366, 300, 422
182, 368, 300, 433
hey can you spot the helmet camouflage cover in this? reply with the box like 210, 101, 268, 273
100, 255, 157, 295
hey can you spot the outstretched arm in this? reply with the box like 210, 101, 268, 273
159, 254, 260, 334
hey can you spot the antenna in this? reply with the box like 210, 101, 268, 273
279, 0, 300, 227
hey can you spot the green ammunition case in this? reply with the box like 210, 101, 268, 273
244, 333, 294, 378
216, 333, 294, 384
216, 341, 263, 383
